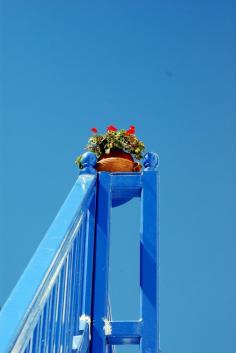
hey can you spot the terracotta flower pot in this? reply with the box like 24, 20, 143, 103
96, 150, 142, 172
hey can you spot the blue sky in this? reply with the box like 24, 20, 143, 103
0, 1, 236, 352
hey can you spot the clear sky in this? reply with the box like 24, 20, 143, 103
0, 1, 236, 352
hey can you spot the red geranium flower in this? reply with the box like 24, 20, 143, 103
125, 125, 135, 135
107, 125, 117, 132
91, 127, 98, 133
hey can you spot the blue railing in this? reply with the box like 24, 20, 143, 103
90, 169, 159, 353
0, 151, 159, 353
0, 174, 97, 353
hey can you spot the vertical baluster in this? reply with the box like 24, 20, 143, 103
47, 280, 58, 353
59, 256, 69, 352
39, 301, 48, 353
39, 313, 45, 352
67, 233, 79, 350
67, 240, 76, 346
83, 195, 96, 316
61, 259, 70, 353
54, 265, 66, 353
80, 212, 88, 314
65, 239, 76, 353
73, 224, 82, 335
69, 234, 80, 342
73, 230, 82, 335
90, 172, 111, 353
42, 291, 53, 353
61, 250, 73, 353
76, 217, 85, 332
140, 171, 159, 353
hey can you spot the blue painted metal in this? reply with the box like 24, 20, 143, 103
140, 169, 159, 352
79, 152, 97, 175
106, 321, 142, 345
143, 151, 159, 171
0, 151, 159, 353
111, 172, 141, 190
90, 151, 159, 353
90, 172, 112, 353
0, 173, 97, 353
111, 172, 141, 207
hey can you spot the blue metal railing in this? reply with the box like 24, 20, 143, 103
90, 169, 159, 353
0, 174, 97, 353
0, 151, 159, 353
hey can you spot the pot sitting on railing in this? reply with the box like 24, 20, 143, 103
75, 125, 144, 173
96, 150, 142, 172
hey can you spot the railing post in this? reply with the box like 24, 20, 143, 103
140, 169, 159, 353
90, 172, 112, 353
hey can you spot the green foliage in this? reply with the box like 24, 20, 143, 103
75, 126, 145, 168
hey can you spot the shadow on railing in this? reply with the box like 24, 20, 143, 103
0, 174, 97, 353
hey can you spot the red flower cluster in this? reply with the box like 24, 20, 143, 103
106, 125, 117, 132
125, 125, 135, 135
91, 125, 135, 135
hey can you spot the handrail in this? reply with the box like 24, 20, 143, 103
0, 174, 97, 353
